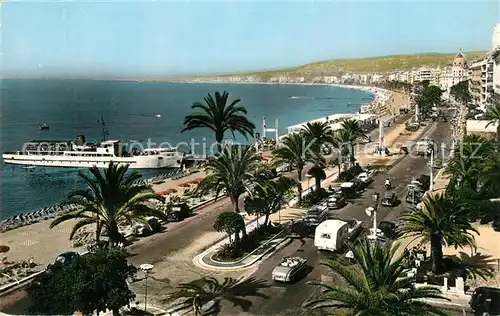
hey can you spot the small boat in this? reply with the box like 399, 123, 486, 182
39, 124, 50, 130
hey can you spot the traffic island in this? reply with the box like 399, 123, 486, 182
193, 223, 291, 271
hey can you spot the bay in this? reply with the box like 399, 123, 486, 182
0, 79, 372, 218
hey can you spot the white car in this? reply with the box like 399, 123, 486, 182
271, 256, 307, 282
356, 172, 373, 184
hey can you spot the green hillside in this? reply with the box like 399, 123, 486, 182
238, 51, 487, 78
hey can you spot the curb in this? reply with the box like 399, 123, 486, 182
193, 236, 292, 271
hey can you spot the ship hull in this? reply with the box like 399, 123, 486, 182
2, 153, 183, 169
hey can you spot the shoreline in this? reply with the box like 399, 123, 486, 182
0, 83, 400, 225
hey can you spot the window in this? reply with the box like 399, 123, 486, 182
321, 233, 331, 239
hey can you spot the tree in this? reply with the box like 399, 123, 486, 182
483, 101, 500, 150
170, 276, 269, 316
301, 121, 336, 153
244, 177, 296, 227
272, 133, 314, 203
214, 212, 245, 244
196, 145, 262, 214
334, 128, 354, 163
401, 193, 478, 273
304, 239, 447, 315
337, 119, 366, 163
448, 251, 495, 282
445, 134, 495, 191
28, 247, 137, 315
182, 91, 256, 152
50, 162, 167, 246
416, 85, 443, 117
307, 164, 327, 192
450, 80, 472, 105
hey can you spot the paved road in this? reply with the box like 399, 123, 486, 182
127, 166, 314, 266
222, 120, 454, 315
127, 115, 413, 266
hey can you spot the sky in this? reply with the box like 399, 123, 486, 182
1, 0, 499, 78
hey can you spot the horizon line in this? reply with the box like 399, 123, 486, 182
1, 49, 488, 81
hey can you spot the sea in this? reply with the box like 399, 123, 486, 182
0, 79, 373, 219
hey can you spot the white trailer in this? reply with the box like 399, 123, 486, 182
314, 219, 349, 252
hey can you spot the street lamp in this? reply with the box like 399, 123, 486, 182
140, 263, 154, 312
365, 192, 380, 239
429, 149, 434, 191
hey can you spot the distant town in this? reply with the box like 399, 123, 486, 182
183, 48, 497, 109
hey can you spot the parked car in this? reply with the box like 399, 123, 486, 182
326, 192, 347, 210
378, 220, 400, 240
469, 286, 500, 315
303, 206, 328, 226
271, 256, 308, 283
356, 172, 373, 184
381, 191, 397, 207
405, 184, 424, 205
167, 203, 192, 221
340, 182, 357, 199
54, 251, 80, 265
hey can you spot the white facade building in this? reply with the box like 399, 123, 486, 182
493, 46, 500, 95
440, 52, 469, 100
492, 23, 500, 51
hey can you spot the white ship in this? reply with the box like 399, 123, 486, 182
2, 118, 184, 169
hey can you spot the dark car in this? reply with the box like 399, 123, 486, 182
326, 192, 347, 209
381, 191, 397, 207
303, 206, 328, 226
377, 220, 399, 240
167, 203, 192, 221
470, 286, 500, 315
54, 251, 81, 265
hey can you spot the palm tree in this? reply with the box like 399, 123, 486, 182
170, 276, 269, 316
182, 91, 256, 152
483, 101, 500, 150
304, 239, 448, 315
340, 119, 367, 162
448, 251, 495, 282
50, 162, 166, 246
401, 193, 478, 273
446, 134, 495, 191
335, 128, 357, 164
272, 133, 314, 203
244, 176, 296, 227
196, 145, 262, 214
307, 163, 327, 193
301, 121, 336, 152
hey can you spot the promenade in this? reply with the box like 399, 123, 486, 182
0, 89, 413, 313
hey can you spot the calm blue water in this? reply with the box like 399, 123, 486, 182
0, 79, 372, 219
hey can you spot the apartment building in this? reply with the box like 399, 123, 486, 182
469, 56, 494, 108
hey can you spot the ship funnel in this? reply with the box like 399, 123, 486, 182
75, 135, 86, 146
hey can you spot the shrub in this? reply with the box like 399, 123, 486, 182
213, 224, 282, 261
338, 165, 364, 182
297, 189, 330, 208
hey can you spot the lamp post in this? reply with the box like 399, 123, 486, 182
140, 263, 154, 312
429, 149, 434, 191
365, 192, 380, 239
